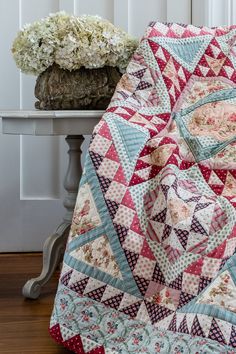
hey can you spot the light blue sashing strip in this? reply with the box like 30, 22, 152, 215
64, 154, 142, 299
173, 88, 236, 162
180, 302, 236, 327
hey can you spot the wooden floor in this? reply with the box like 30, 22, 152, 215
0, 253, 71, 354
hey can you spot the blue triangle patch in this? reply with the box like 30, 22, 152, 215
113, 119, 147, 163
154, 36, 211, 70
167, 40, 206, 65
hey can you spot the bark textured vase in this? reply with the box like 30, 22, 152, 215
35, 64, 122, 110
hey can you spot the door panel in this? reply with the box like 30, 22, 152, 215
0, 0, 192, 251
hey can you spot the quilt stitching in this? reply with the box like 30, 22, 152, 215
50, 21, 236, 353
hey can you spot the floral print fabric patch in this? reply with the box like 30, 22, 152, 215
174, 88, 236, 161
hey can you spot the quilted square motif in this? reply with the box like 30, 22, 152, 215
145, 280, 165, 298
133, 255, 156, 280
113, 205, 136, 228
89, 134, 112, 156
105, 181, 127, 203
173, 90, 236, 162
224, 238, 236, 258
182, 272, 200, 295
97, 158, 119, 179
201, 257, 221, 278
123, 230, 144, 254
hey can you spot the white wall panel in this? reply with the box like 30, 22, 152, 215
209, 0, 230, 26
20, 136, 60, 199
114, 0, 129, 31
0, 0, 20, 109
0, 0, 193, 251
0, 0, 65, 251
59, 0, 76, 13
222, 0, 236, 25
0, 0, 23, 251
75, 0, 114, 21
167, 0, 191, 24
192, 0, 208, 26
20, 0, 62, 201
129, 0, 167, 38
192, 0, 236, 27
232, 0, 236, 24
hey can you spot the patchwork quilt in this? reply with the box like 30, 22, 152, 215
50, 22, 236, 353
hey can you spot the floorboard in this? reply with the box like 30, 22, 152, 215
0, 253, 71, 353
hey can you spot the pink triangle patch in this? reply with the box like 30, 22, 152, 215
114, 165, 127, 185
129, 173, 146, 186
106, 144, 120, 162
121, 189, 135, 209
130, 213, 143, 234
98, 122, 112, 140
214, 169, 228, 184
140, 239, 156, 260
209, 184, 224, 195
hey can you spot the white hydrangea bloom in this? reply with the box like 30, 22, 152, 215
12, 12, 139, 75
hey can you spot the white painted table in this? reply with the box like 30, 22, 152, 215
1, 110, 104, 299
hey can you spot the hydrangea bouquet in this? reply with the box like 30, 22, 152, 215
12, 12, 138, 75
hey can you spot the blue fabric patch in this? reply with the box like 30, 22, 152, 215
167, 40, 206, 65
113, 119, 147, 162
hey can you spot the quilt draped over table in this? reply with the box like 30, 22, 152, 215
50, 22, 236, 353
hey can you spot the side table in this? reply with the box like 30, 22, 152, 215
0, 110, 103, 299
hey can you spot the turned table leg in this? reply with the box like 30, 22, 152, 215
22, 135, 84, 299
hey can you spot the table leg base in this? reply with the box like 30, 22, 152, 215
22, 222, 70, 299
22, 135, 83, 299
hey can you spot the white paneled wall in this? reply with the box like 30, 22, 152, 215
128, 0, 166, 37
0, 0, 191, 251
207, 0, 235, 26
167, 0, 192, 24
0, 0, 65, 252
192, 0, 236, 26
